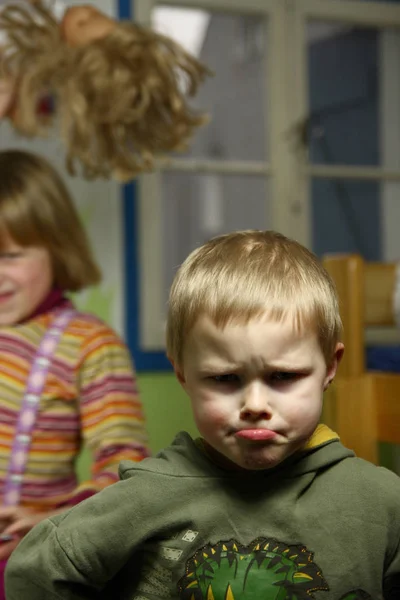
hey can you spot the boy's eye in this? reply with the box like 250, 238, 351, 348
211, 374, 240, 384
269, 371, 298, 383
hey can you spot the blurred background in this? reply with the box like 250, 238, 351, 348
2, 0, 400, 456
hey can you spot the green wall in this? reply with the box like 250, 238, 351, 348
139, 372, 199, 452
76, 372, 199, 481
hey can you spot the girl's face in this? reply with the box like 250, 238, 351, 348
0, 235, 53, 326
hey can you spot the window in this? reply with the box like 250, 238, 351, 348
123, 0, 400, 369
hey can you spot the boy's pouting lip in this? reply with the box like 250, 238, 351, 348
234, 428, 277, 441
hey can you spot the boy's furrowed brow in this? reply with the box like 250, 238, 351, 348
197, 361, 240, 374
264, 361, 312, 372
198, 359, 313, 374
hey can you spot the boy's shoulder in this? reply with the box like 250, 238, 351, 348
119, 431, 208, 481
118, 434, 400, 519
337, 452, 400, 484
327, 451, 400, 511
301, 433, 400, 499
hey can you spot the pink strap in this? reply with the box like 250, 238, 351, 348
3, 309, 75, 507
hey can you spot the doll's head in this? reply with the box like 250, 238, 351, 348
0, 149, 101, 295
61, 4, 116, 46
0, 2, 211, 180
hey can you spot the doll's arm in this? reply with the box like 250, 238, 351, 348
0, 73, 15, 117
0, 0, 61, 126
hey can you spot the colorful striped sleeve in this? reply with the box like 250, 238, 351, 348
60, 325, 150, 506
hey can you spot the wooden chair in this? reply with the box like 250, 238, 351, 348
321, 254, 400, 464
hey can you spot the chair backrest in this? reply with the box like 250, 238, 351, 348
322, 254, 397, 377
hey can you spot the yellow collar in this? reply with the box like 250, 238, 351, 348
303, 423, 339, 450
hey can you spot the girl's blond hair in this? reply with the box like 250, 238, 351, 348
0, 2, 211, 180
0, 149, 101, 291
167, 230, 342, 369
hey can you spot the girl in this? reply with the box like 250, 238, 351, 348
0, 149, 149, 596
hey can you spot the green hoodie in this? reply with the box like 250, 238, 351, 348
5, 425, 400, 599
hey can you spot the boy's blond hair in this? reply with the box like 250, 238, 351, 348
0, 150, 101, 291
166, 230, 342, 369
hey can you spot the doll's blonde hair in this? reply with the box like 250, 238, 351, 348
166, 230, 342, 370
0, 149, 101, 291
0, 2, 211, 180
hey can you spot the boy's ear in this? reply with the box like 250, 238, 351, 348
169, 358, 187, 387
323, 342, 344, 390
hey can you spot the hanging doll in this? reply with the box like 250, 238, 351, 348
0, 1, 211, 180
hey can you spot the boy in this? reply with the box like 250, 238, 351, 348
5, 230, 400, 599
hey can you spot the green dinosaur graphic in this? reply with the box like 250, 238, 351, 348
178, 538, 328, 599
178, 538, 376, 600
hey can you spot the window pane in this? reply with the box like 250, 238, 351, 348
307, 21, 400, 167
152, 6, 268, 161
161, 172, 270, 309
311, 178, 383, 259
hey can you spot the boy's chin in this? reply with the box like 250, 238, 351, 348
203, 441, 290, 472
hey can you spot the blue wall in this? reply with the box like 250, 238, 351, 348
119, 0, 171, 371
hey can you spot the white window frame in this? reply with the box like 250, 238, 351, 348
294, 0, 400, 348
134, 0, 400, 352
293, 0, 400, 249
135, 0, 295, 350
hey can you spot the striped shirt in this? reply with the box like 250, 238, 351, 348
0, 305, 149, 509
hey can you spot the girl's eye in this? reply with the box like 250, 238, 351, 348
0, 252, 22, 260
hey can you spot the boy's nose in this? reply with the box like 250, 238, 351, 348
240, 383, 272, 421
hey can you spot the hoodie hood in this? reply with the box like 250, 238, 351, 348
119, 424, 355, 483
289, 423, 355, 476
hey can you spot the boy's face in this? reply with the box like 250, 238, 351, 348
176, 315, 343, 471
